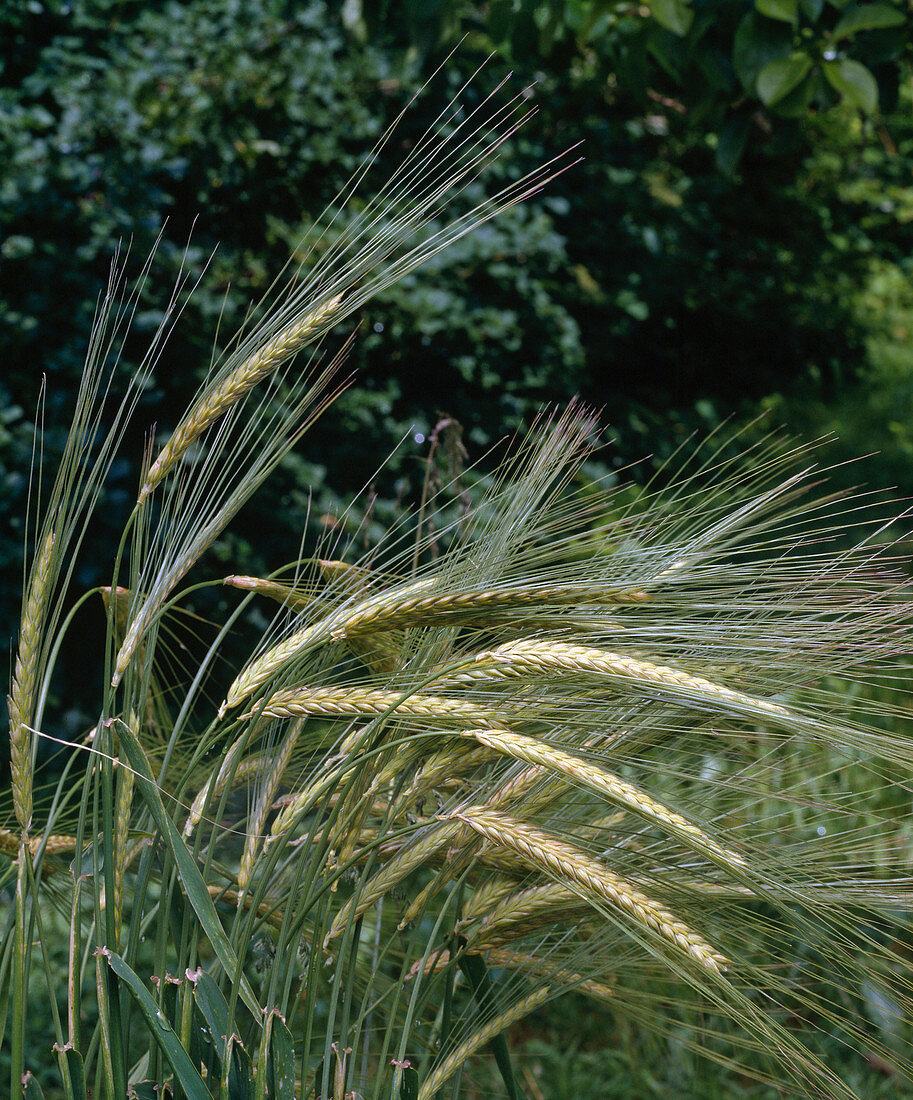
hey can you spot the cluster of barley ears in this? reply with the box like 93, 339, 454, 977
5, 72, 913, 1100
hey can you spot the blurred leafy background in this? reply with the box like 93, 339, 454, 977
2, 1, 912, 1093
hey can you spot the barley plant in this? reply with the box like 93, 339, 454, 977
5, 73, 913, 1100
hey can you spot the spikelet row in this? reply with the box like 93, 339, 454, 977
452, 808, 727, 973
335, 581, 651, 639
417, 986, 552, 1100
456, 639, 793, 725
464, 726, 746, 870
138, 294, 344, 503
242, 685, 503, 726
8, 528, 56, 831
323, 820, 462, 951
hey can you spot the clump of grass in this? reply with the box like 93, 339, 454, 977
5, 70, 913, 1100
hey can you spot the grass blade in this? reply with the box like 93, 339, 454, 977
114, 719, 262, 1019
104, 949, 212, 1100
264, 1012, 296, 1100
193, 969, 231, 1064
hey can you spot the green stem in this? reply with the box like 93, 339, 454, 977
11, 845, 27, 1099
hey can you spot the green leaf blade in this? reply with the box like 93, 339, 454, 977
833, 2, 906, 39
823, 57, 879, 112
115, 721, 262, 1020
757, 53, 814, 104
105, 950, 212, 1100
755, 0, 799, 23
265, 1014, 296, 1100
649, 0, 694, 36
193, 969, 231, 1064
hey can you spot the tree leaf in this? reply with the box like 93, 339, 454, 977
733, 12, 794, 90
755, 0, 799, 23
716, 114, 751, 176
649, 0, 694, 36
104, 951, 212, 1100
757, 53, 814, 105
823, 57, 879, 113
833, 2, 905, 39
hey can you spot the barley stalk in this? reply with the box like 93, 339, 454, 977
8, 528, 56, 831
242, 686, 503, 726
455, 639, 794, 726
464, 727, 746, 870
451, 808, 727, 973
138, 293, 344, 502
323, 820, 462, 951
417, 986, 551, 1100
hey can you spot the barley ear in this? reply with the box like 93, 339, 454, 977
452, 808, 728, 973
465, 727, 746, 871
323, 821, 461, 952
8, 528, 56, 831
138, 293, 344, 502
417, 986, 551, 1100
238, 718, 305, 890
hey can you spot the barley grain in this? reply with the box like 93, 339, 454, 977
223, 575, 314, 611
323, 820, 462, 951
113, 753, 135, 936
239, 717, 306, 890
0, 828, 79, 858
184, 746, 265, 838
456, 639, 794, 726
220, 576, 437, 713
338, 582, 650, 639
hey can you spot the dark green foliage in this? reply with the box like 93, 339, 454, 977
2, 0, 912, 735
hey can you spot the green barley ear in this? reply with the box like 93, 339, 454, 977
137, 292, 345, 502
136, 74, 577, 507
8, 529, 55, 831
